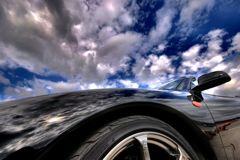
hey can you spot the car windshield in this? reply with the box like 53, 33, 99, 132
159, 79, 183, 91
159, 77, 195, 91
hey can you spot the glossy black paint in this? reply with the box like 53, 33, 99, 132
203, 94, 240, 159
0, 88, 239, 160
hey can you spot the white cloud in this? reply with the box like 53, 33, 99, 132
146, 7, 175, 50
180, 45, 202, 73
179, 0, 215, 24
49, 81, 80, 91
206, 32, 240, 96
231, 32, 240, 52
119, 12, 134, 26
202, 29, 226, 68
177, 0, 215, 34
119, 80, 139, 88
133, 54, 175, 88
205, 29, 226, 54
203, 55, 223, 68
98, 26, 117, 42
94, 0, 128, 25
153, 44, 166, 53
211, 63, 227, 71
182, 45, 202, 60
149, 55, 175, 75
139, 0, 215, 53
179, 29, 226, 74
205, 57, 240, 96
177, 31, 240, 97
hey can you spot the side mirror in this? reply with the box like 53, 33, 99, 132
192, 71, 231, 92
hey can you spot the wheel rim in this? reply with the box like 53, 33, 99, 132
103, 131, 192, 160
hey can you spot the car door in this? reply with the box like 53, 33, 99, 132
161, 78, 229, 159
203, 95, 240, 160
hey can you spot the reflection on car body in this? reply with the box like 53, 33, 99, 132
0, 71, 239, 160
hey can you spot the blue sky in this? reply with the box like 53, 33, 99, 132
0, 0, 240, 101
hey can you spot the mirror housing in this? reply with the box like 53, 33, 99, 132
192, 71, 231, 92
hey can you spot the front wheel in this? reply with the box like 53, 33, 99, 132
69, 116, 202, 160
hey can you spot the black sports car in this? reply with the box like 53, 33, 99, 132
0, 71, 239, 160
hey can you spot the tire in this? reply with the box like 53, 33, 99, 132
68, 116, 202, 160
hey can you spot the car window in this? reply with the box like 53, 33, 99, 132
190, 82, 196, 89
176, 78, 189, 91
160, 79, 183, 90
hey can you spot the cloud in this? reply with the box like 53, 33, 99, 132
133, 54, 175, 88
0, 1, 71, 73
231, 32, 240, 52
182, 45, 202, 60
179, 45, 203, 73
0, 74, 10, 85
177, 30, 240, 97
2, 0, 237, 101
4, 86, 33, 100
169, 28, 240, 97
204, 29, 226, 54
205, 32, 240, 96
0, 0, 141, 83
119, 80, 139, 88
206, 55, 240, 96
45, 0, 77, 44
98, 32, 142, 65
179, 29, 226, 74
153, 43, 166, 53
147, 7, 175, 48
122, 0, 217, 88
149, 55, 175, 75
0, 0, 216, 76
177, 0, 215, 34
0, 0, 143, 101
179, 0, 215, 24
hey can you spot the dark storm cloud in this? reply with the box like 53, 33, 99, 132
45, 0, 77, 44
0, 0, 77, 59
0, 1, 59, 57
0, 0, 80, 75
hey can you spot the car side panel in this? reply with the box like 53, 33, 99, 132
0, 89, 228, 159
203, 94, 240, 160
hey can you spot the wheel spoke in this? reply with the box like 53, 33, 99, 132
178, 147, 191, 160
103, 132, 192, 160
135, 135, 151, 160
